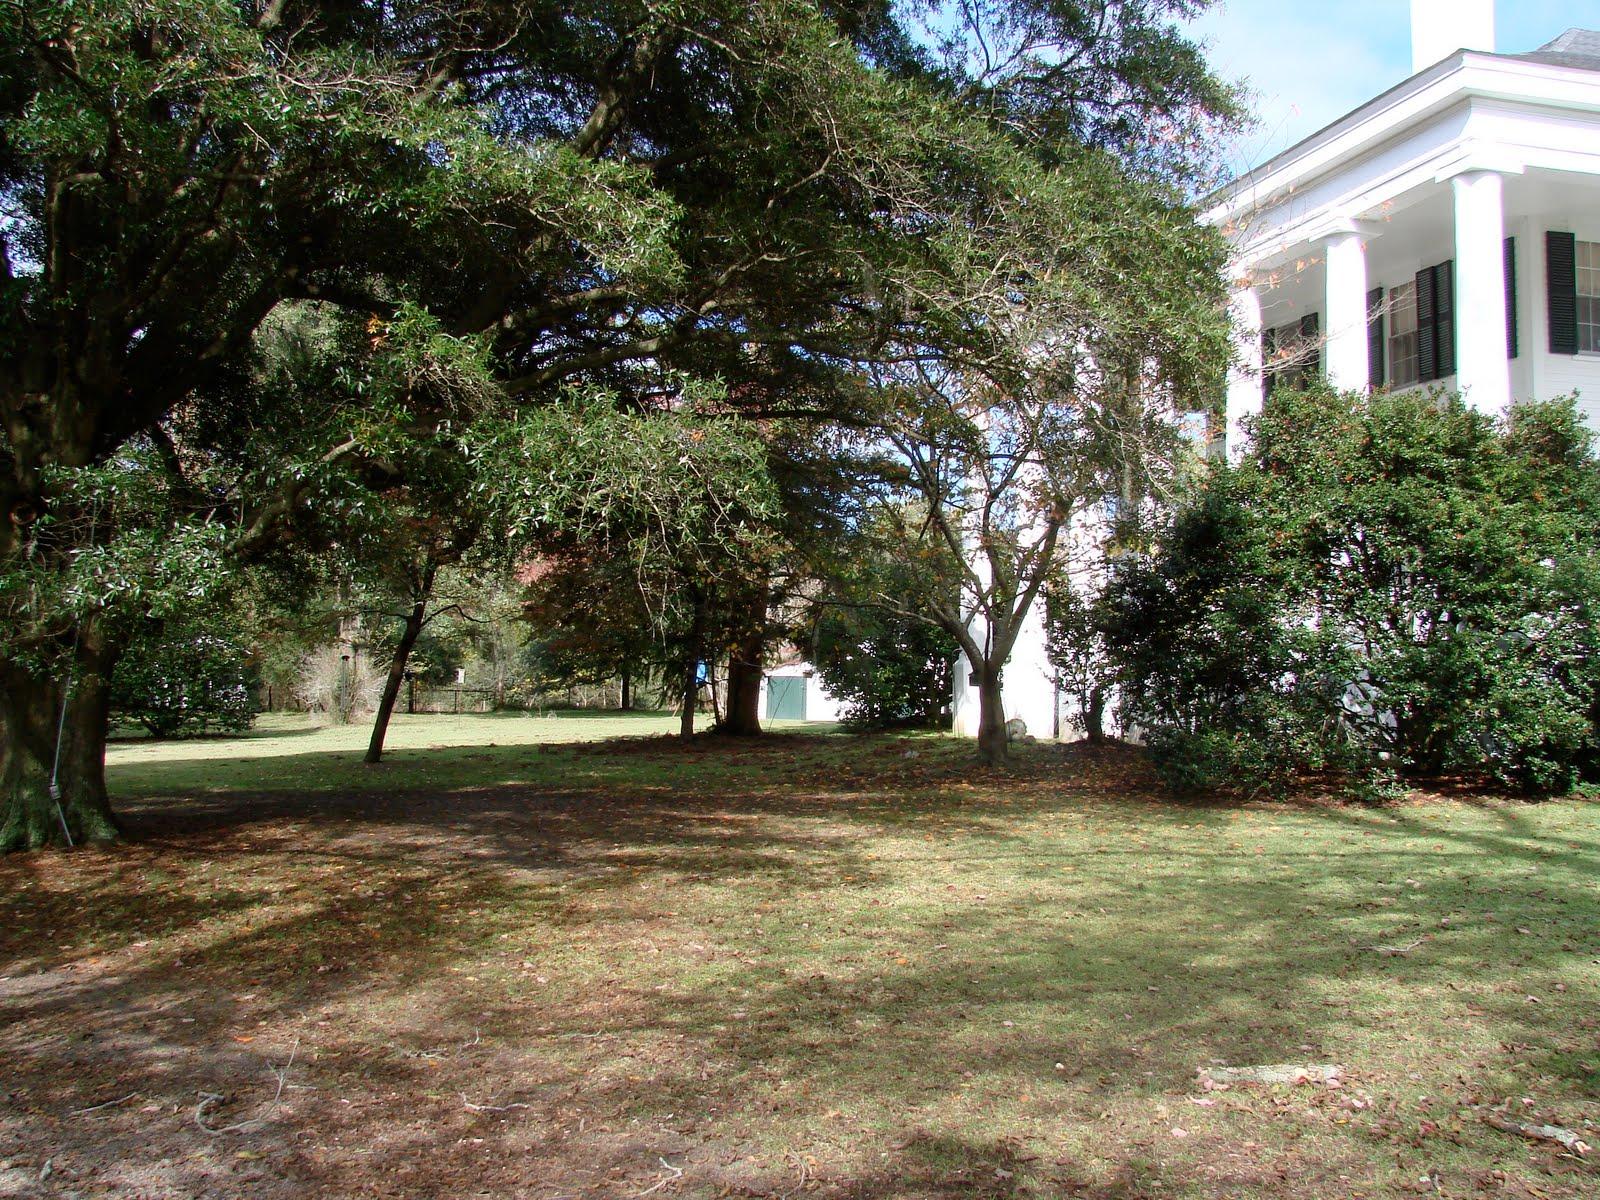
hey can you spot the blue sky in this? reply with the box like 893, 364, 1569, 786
1184, 0, 1600, 170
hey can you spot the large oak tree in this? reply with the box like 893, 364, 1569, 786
1, 0, 1236, 847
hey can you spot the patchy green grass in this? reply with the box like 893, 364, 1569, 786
105, 709, 842, 796
2, 716, 1597, 1198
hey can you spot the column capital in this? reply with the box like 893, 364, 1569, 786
1433, 146, 1525, 185
1316, 217, 1385, 244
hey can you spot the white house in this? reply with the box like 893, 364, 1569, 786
1210, 2, 1600, 454
950, 580, 1062, 740
952, 2, 1600, 744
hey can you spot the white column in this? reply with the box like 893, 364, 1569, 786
1323, 231, 1370, 392
1224, 283, 1262, 462
951, 445, 994, 737
950, 638, 986, 736
1451, 170, 1511, 415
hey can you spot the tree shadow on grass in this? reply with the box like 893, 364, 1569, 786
1310, 795, 1600, 886
1, 740, 1597, 1197
108, 720, 333, 744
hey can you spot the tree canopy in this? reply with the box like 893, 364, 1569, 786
1, 0, 1239, 847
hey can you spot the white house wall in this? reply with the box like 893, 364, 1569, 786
1005, 594, 1058, 738
970, 32, 1600, 740
1525, 205, 1600, 422
1212, 54, 1600, 250
1217, 50, 1600, 438
1227, 93, 1600, 274
951, 502, 1139, 742
1257, 197, 1600, 414
1227, 105, 1475, 269
951, 612, 1060, 740
803, 673, 842, 722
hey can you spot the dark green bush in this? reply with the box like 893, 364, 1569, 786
112, 626, 257, 738
1104, 388, 1600, 795
811, 604, 956, 729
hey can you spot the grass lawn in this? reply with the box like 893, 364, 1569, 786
2, 713, 1597, 1198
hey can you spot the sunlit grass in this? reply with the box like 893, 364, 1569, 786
106, 709, 843, 796
5, 716, 1597, 1198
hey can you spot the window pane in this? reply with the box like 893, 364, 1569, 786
1387, 283, 1419, 384
1264, 321, 1319, 390
1579, 242, 1600, 352
1580, 295, 1600, 353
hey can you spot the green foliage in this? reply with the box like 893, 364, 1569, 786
0, 450, 233, 680
1106, 388, 1600, 795
111, 622, 257, 739
811, 604, 956, 729
1143, 726, 1266, 795
807, 504, 962, 729
1, 0, 1241, 837
489, 393, 788, 714
521, 554, 661, 693
480, 389, 780, 574
1045, 575, 1116, 740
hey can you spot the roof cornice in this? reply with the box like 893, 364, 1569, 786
1204, 51, 1600, 226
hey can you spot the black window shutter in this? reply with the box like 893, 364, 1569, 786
1504, 237, 1518, 359
1262, 324, 1278, 401
1299, 312, 1320, 386
1416, 266, 1438, 381
1434, 260, 1455, 378
1547, 231, 1578, 355
1367, 286, 1385, 388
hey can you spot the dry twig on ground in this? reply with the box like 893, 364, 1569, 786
1481, 1111, 1591, 1156
195, 1038, 299, 1136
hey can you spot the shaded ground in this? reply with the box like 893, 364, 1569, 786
2, 713, 1597, 1198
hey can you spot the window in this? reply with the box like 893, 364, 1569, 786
1262, 313, 1320, 400
1367, 286, 1385, 389
1578, 240, 1600, 353
1549, 232, 1581, 355
1387, 282, 1419, 387
1505, 237, 1518, 359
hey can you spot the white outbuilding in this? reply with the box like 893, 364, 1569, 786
758, 659, 843, 724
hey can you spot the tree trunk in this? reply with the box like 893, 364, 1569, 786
679, 587, 706, 741
721, 610, 765, 738
620, 669, 631, 711
1, 647, 121, 852
366, 590, 430, 765
1084, 686, 1107, 744
975, 661, 1009, 765
679, 655, 697, 740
